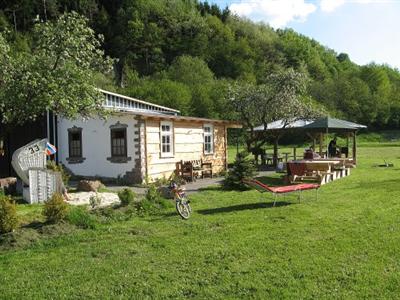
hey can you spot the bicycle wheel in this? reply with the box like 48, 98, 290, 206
176, 199, 191, 219
181, 194, 192, 213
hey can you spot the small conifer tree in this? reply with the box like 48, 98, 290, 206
224, 151, 256, 190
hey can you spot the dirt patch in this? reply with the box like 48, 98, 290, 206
0, 222, 78, 251
0, 228, 40, 250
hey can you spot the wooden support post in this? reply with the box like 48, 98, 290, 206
273, 138, 279, 168
306, 132, 316, 153
353, 131, 357, 165
319, 133, 323, 156
293, 147, 297, 160
224, 125, 228, 170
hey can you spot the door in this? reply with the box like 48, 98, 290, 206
0, 133, 11, 178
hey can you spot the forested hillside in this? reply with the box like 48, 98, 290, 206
1, 0, 400, 129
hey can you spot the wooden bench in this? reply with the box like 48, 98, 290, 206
306, 163, 334, 184
175, 159, 212, 182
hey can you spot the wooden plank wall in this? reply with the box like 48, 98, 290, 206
145, 120, 226, 181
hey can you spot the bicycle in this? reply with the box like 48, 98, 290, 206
169, 181, 192, 219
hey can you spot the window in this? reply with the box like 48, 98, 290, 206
111, 128, 127, 157
68, 127, 82, 158
67, 127, 85, 163
204, 124, 214, 154
107, 122, 131, 163
160, 121, 173, 157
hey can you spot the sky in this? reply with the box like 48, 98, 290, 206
208, 0, 400, 69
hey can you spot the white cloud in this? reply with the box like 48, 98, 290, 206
229, 0, 317, 28
319, 0, 387, 13
320, 0, 346, 12
354, 0, 380, 4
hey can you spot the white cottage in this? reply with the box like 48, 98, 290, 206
57, 89, 240, 183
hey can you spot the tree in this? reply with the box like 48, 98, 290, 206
228, 69, 320, 164
0, 12, 114, 125
0, 33, 11, 89
166, 55, 216, 117
2, 1, 400, 129
360, 64, 392, 126
224, 151, 256, 190
125, 78, 192, 115
337, 53, 350, 63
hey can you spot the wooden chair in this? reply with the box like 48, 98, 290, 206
175, 159, 213, 182
265, 154, 283, 167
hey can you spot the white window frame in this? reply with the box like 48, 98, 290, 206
160, 121, 174, 158
203, 124, 214, 155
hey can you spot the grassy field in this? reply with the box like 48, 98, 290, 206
1, 144, 400, 298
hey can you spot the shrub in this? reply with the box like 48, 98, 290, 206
133, 199, 154, 216
153, 176, 169, 187
67, 206, 98, 229
157, 197, 173, 210
168, 173, 186, 185
43, 193, 69, 223
47, 161, 70, 185
118, 188, 136, 207
89, 193, 103, 209
224, 151, 256, 190
0, 195, 19, 234
135, 185, 172, 215
217, 170, 227, 177
145, 184, 163, 203
94, 206, 135, 223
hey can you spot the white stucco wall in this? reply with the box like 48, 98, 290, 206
57, 114, 138, 179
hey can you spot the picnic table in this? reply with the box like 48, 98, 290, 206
310, 157, 355, 167
287, 159, 350, 185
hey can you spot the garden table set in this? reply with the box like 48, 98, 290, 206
287, 158, 353, 185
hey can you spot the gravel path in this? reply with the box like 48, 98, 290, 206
66, 171, 276, 207
104, 171, 276, 195
67, 192, 120, 207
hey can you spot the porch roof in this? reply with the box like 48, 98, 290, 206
115, 111, 242, 128
303, 117, 367, 132
253, 117, 366, 133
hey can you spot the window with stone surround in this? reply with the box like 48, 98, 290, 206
111, 128, 127, 157
107, 122, 131, 163
67, 126, 85, 163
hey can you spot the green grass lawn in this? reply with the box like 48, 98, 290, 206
1, 145, 400, 298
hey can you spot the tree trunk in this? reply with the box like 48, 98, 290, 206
273, 138, 279, 168
13, 10, 17, 32
245, 139, 252, 153
43, 0, 48, 21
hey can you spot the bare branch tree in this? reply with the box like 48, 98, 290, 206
227, 69, 322, 163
